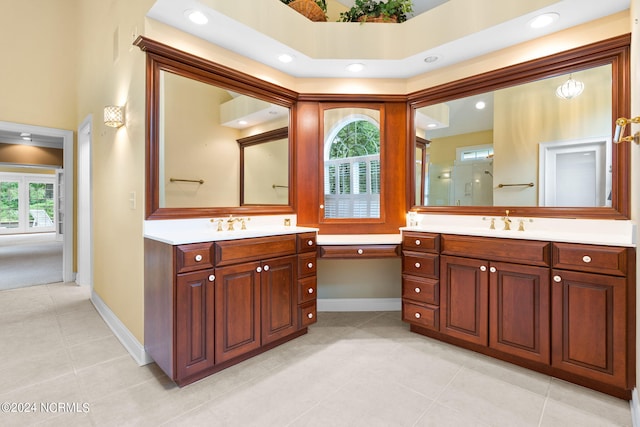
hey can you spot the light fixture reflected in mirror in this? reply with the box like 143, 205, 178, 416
104, 105, 124, 128
613, 116, 640, 144
555, 75, 584, 99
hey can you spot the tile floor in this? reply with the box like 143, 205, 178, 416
0, 282, 633, 426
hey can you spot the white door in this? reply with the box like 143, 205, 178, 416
539, 138, 610, 207
77, 117, 93, 287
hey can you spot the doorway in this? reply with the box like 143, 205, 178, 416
539, 137, 611, 207
0, 121, 74, 285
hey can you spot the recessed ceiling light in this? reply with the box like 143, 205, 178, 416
528, 13, 559, 29
20, 132, 31, 137
184, 9, 208, 25
427, 123, 437, 128
475, 101, 486, 110
278, 54, 294, 63
238, 120, 248, 126
346, 63, 365, 73
424, 55, 440, 63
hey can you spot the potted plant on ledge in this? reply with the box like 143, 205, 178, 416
338, 0, 413, 23
281, 0, 328, 22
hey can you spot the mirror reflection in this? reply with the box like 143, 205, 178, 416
159, 70, 290, 208
415, 64, 612, 208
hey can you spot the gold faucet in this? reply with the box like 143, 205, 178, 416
227, 216, 240, 230
518, 219, 525, 232
502, 209, 511, 231
489, 218, 495, 230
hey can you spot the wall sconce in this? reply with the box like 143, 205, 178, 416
104, 105, 125, 128
613, 116, 640, 144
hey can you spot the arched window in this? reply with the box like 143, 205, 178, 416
324, 115, 380, 218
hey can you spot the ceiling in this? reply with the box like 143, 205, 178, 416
146, 0, 630, 79
0, 130, 64, 149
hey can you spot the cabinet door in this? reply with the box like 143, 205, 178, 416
440, 255, 488, 346
489, 262, 550, 364
175, 269, 215, 380
261, 255, 298, 344
551, 269, 628, 388
215, 262, 261, 363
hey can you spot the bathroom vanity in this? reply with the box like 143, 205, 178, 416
400, 217, 636, 399
144, 221, 318, 386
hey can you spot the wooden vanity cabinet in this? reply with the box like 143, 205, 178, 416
144, 231, 317, 386
402, 230, 636, 399
401, 232, 440, 330
550, 243, 635, 392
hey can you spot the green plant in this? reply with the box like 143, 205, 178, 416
280, 0, 327, 14
338, 0, 413, 23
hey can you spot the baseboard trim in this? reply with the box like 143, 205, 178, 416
317, 298, 401, 312
631, 388, 639, 427
90, 290, 153, 366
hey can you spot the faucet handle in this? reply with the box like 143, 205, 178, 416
518, 219, 525, 232
490, 218, 495, 230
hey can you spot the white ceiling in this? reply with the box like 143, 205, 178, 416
0, 130, 64, 149
146, 0, 630, 79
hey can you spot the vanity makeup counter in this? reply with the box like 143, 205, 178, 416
400, 214, 636, 399
144, 216, 319, 386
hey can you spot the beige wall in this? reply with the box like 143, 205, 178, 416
0, 143, 63, 167
0, 0, 78, 130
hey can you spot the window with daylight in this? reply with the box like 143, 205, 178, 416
323, 110, 381, 219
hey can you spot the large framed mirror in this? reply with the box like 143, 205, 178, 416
135, 37, 297, 219
408, 35, 630, 219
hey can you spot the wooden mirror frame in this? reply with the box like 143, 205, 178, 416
135, 37, 297, 220
407, 34, 631, 219
238, 127, 288, 206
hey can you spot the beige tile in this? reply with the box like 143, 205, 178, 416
546, 378, 631, 426
76, 356, 165, 401
436, 366, 546, 427
540, 399, 631, 427
68, 335, 130, 371
289, 376, 433, 427
415, 402, 493, 427
56, 304, 113, 346
0, 372, 88, 427
0, 347, 74, 395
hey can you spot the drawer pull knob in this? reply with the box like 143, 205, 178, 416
489, 266, 496, 273
414, 313, 421, 319
194, 254, 203, 262
208, 275, 215, 282
414, 287, 421, 293
582, 255, 592, 263
357, 249, 364, 255
256, 267, 262, 273
415, 262, 421, 268
553, 275, 562, 283
480, 265, 487, 272
415, 239, 421, 246
307, 240, 314, 246
307, 313, 314, 319
308, 288, 314, 294
307, 262, 313, 269
263, 265, 270, 271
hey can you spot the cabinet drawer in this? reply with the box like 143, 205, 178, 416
297, 232, 317, 253
402, 231, 440, 253
299, 301, 317, 327
215, 235, 296, 266
176, 242, 214, 273
442, 234, 551, 266
318, 244, 400, 259
298, 252, 317, 278
402, 301, 439, 330
298, 276, 317, 304
402, 252, 439, 278
552, 243, 628, 276
402, 275, 439, 305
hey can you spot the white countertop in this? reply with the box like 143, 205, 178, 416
316, 234, 402, 245
144, 215, 318, 245
403, 214, 636, 247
